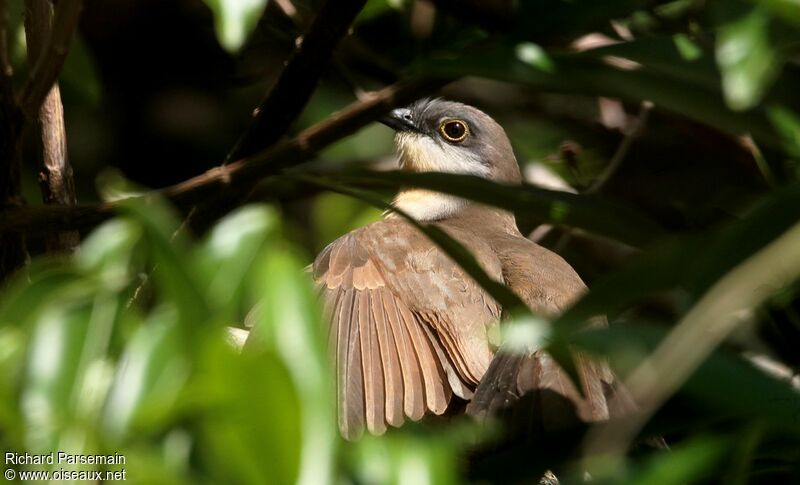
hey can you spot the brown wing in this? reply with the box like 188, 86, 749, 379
314, 219, 502, 439
467, 236, 619, 425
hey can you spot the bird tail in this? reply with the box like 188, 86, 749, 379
466, 348, 614, 432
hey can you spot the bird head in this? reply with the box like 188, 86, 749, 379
380, 98, 522, 185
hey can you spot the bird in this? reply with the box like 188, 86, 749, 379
312, 98, 633, 440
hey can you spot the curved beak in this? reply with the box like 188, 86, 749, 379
378, 107, 419, 133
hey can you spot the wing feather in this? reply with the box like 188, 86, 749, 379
359, 291, 386, 434
398, 304, 450, 414
384, 292, 425, 421
372, 289, 404, 426
314, 221, 502, 438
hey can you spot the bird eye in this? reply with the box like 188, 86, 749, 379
439, 120, 469, 142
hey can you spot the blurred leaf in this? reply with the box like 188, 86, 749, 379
204, 0, 269, 52
22, 303, 92, 451
356, 0, 404, 23
196, 205, 278, 319
574, 323, 800, 436
103, 306, 188, 440
672, 33, 703, 62
247, 241, 336, 485
61, 35, 103, 106
350, 426, 481, 485
7, 0, 25, 69
77, 219, 142, 291
515, 42, 555, 73
767, 105, 800, 157
311, 192, 382, 252
118, 196, 211, 328
0, 264, 84, 329
625, 436, 727, 485
751, 0, 800, 28
716, 5, 782, 111
198, 332, 302, 485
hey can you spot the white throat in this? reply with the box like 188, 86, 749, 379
387, 132, 488, 221
389, 189, 467, 221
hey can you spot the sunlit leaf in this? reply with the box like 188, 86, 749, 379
247, 243, 336, 485
767, 105, 800, 157
716, 5, 782, 110
196, 205, 278, 318
204, 0, 268, 52
22, 303, 92, 451
103, 306, 188, 440
198, 332, 302, 485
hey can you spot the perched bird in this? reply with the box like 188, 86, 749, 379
312, 98, 632, 440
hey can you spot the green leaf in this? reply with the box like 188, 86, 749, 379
515, 42, 555, 73
103, 307, 188, 440
61, 35, 103, 106
22, 303, 92, 451
117, 196, 211, 329
574, 323, 800, 436
77, 219, 142, 292
197, 333, 302, 485
625, 436, 727, 485
0, 264, 84, 329
767, 105, 800, 157
751, 0, 800, 28
196, 205, 278, 319
352, 432, 462, 485
716, 6, 782, 111
204, 0, 268, 52
247, 244, 336, 485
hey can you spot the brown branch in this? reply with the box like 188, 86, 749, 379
0, 77, 449, 234
18, 0, 82, 120
25, 0, 79, 252
226, 0, 368, 162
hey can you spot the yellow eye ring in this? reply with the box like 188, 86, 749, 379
439, 119, 469, 142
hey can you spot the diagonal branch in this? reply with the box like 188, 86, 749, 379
226, 0, 368, 162
0, 77, 448, 234
18, 0, 82, 120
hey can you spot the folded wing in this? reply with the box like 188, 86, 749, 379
313, 220, 502, 439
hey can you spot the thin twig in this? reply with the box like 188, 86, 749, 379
18, 0, 82, 119
0, 78, 448, 234
226, 0, 368, 162
24, 0, 79, 252
551, 101, 652, 251
586, 101, 652, 195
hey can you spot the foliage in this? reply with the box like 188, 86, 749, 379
3, 0, 800, 483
